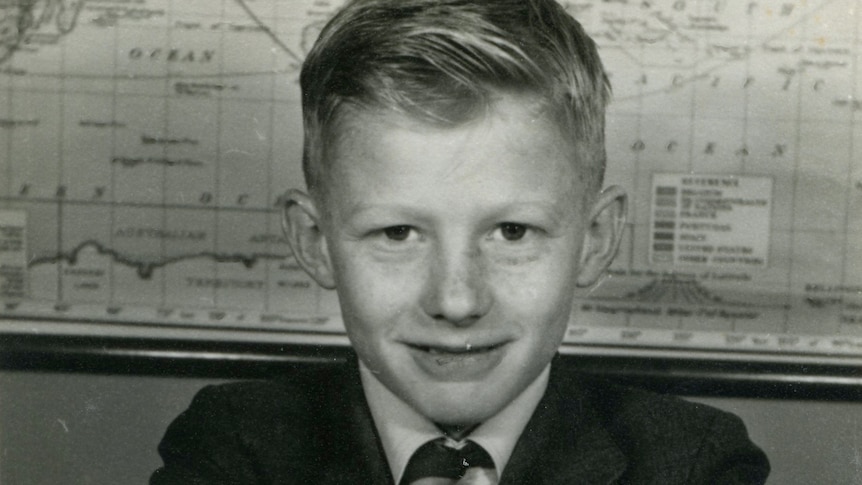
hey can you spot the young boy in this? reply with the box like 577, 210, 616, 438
152, 0, 769, 483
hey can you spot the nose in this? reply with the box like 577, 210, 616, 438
420, 241, 491, 327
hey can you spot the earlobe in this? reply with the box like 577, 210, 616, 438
576, 185, 627, 287
281, 189, 337, 289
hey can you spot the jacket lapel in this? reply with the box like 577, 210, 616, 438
318, 358, 396, 484
501, 366, 628, 485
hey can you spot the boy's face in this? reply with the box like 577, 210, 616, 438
285, 95, 624, 427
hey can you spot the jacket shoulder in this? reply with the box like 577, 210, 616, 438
152, 364, 362, 485
190, 364, 352, 415
550, 368, 770, 484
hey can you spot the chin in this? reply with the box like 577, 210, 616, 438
414, 390, 508, 428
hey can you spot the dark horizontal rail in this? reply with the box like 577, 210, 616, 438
1, 333, 860, 401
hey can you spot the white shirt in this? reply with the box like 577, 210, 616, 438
359, 361, 550, 484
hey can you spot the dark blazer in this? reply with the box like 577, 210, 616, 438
151, 357, 769, 484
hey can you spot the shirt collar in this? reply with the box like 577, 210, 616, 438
359, 360, 550, 484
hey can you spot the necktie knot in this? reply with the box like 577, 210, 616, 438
400, 438, 496, 485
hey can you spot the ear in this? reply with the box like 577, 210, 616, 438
576, 185, 627, 287
281, 189, 336, 289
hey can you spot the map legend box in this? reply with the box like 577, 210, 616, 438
649, 174, 773, 268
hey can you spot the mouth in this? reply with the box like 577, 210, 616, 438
407, 342, 506, 355
404, 340, 510, 381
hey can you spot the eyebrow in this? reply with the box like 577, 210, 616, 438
343, 200, 571, 225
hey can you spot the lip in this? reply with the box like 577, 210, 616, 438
408, 342, 505, 354
405, 341, 509, 382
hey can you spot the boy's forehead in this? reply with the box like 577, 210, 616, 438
325, 93, 572, 163
325, 106, 591, 199
317, 95, 591, 211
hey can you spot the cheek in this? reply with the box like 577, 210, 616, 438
331, 246, 426, 318
491, 275, 576, 341
491, 248, 580, 304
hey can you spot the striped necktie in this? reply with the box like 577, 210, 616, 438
400, 437, 498, 485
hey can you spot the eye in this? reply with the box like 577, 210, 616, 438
498, 222, 527, 241
382, 225, 414, 241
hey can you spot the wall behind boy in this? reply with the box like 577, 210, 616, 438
1, 371, 859, 485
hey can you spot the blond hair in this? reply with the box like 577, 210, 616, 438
300, 0, 610, 197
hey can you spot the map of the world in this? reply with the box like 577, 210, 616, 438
1, 0, 860, 362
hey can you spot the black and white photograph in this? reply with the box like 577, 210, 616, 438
1, 1, 860, 483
